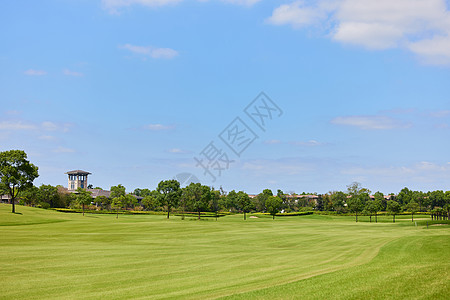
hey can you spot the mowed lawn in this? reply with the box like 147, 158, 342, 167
0, 204, 449, 299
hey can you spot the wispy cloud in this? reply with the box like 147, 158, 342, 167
102, 0, 261, 14
0, 121, 37, 130
428, 110, 450, 118
63, 69, 83, 77
53, 146, 76, 153
290, 140, 326, 147
144, 123, 175, 131
267, 0, 450, 66
120, 44, 178, 59
24, 69, 47, 76
0, 120, 72, 132
331, 115, 411, 130
167, 148, 191, 154
264, 139, 281, 144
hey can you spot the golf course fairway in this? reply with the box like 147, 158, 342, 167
1, 204, 449, 299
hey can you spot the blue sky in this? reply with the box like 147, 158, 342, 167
1, 0, 449, 194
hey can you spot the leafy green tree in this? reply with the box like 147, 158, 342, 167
210, 189, 221, 221
183, 183, 211, 220
346, 182, 370, 222
37, 184, 60, 208
331, 191, 347, 213
110, 184, 126, 199
237, 191, 252, 220
397, 187, 413, 206
266, 196, 283, 219
141, 195, 159, 211
96, 195, 110, 210
253, 189, 272, 212
373, 191, 386, 211
405, 201, 419, 222
20, 185, 39, 206
157, 179, 181, 219
364, 200, 378, 223
429, 190, 445, 209
110, 184, 126, 218
111, 196, 124, 219
225, 190, 238, 212
124, 194, 138, 210
76, 187, 92, 216
0, 150, 39, 213
347, 182, 371, 198
346, 194, 368, 222
387, 200, 401, 223
372, 198, 383, 223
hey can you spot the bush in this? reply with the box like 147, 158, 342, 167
37, 202, 51, 209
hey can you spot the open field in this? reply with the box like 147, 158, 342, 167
1, 204, 449, 299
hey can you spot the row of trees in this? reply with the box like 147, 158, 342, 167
1, 150, 449, 221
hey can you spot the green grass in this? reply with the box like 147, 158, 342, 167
0, 204, 449, 299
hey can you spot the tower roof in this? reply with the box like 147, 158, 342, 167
65, 170, 91, 175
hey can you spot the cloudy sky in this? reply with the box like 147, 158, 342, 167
1, 0, 449, 194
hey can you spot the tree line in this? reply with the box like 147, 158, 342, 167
1, 150, 450, 221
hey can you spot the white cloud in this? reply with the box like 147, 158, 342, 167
103, 0, 261, 13
38, 135, 56, 141
120, 44, 178, 59
168, 148, 191, 154
102, 0, 181, 13
24, 69, 47, 76
0, 120, 72, 133
331, 115, 411, 130
264, 139, 281, 144
144, 123, 175, 131
268, 0, 450, 65
5, 110, 21, 116
53, 146, 76, 153
291, 139, 325, 146
63, 69, 84, 77
221, 0, 261, 6
429, 110, 450, 118
267, 1, 329, 28
0, 121, 37, 130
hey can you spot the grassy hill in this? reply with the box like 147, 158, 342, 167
0, 204, 448, 299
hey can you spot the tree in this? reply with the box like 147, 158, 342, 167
111, 196, 124, 219
110, 184, 126, 199
141, 195, 159, 211
37, 184, 60, 208
96, 195, 110, 210
346, 194, 368, 222
210, 189, 221, 221
346, 182, 370, 222
397, 187, 413, 206
183, 183, 210, 220
347, 182, 371, 198
405, 201, 419, 222
237, 191, 252, 220
266, 196, 283, 219
0, 150, 39, 213
364, 200, 378, 223
20, 185, 39, 206
330, 191, 346, 213
110, 184, 126, 218
253, 189, 272, 212
157, 180, 181, 219
373, 191, 386, 211
372, 198, 383, 223
76, 187, 92, 216
387, 200, 401, 223
225, 190, 239, 212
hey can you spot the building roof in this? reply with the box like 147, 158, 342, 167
65, 170, 91, 175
